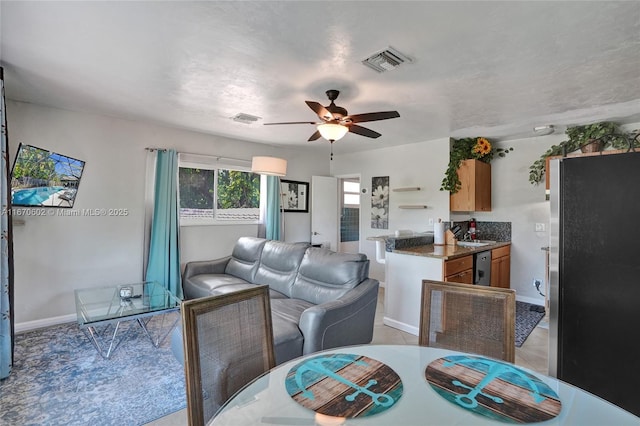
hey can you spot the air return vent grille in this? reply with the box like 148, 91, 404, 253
362, 47, 412, 73
232, 113, 261, 124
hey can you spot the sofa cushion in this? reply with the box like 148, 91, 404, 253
291, 248, 370, 305
271, 298, 315, 323
254, 241, 308, 298
184, 274, 254, 299
224, 237, 267, 283
268, 288, 288, 299
270, 298, 314, 364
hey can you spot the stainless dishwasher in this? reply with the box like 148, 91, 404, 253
474, 250, 492, 286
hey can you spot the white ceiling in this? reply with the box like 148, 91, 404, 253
1, 1, 639, 155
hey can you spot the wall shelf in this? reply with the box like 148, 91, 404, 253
393, 187, 421, 192
399, 205, 428, 209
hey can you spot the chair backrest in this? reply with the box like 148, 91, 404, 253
419, 280, 516, 362
181, 285, 275, 425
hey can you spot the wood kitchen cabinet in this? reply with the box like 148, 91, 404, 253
450, 159, 491, 212
444, 255, 474, 284
490, 245, 511, 288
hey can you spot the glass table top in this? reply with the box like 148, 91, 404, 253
74, 281, 180, 326
211, 345, 640, 425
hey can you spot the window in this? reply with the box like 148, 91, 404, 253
178, 157, 261, 224
343, 180, 360, 208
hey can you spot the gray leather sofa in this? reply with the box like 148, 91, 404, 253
171, 237, 379, 365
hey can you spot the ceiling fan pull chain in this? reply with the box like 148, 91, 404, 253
330, 140, 334, 161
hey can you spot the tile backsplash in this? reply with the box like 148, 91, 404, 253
450, 221, 511, 242
378, 221, 511, 252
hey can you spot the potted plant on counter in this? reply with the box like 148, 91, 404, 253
441, 137, 513, 193
528, 121, 632, 185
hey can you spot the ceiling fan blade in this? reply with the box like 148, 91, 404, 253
346, 111, 400, 123
307, 130, 321, 141
348, 124, 381, 139
263, 121, 316, 126
305, 101, 334, 121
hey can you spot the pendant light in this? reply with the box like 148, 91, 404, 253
251, 156, 287, 176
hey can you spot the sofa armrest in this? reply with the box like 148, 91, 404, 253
298, 278, 379, 354
183, 256, 232, 280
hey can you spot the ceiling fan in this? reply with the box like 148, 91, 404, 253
264, 89, 400, 144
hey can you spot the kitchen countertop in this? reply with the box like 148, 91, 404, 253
393, 241, 511, 260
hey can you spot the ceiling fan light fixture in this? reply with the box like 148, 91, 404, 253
251, 156, 287, 176
317, 123, 348, 142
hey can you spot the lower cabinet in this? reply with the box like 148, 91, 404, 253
491, 245, 511, 288
445, 269, 474, 284
444, 255, 474, 284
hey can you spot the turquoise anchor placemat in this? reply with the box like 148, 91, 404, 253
285, 353, 403, 418
425, 355, 562, 423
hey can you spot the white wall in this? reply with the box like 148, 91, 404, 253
332, 123, 640, 304
451, 136, 565, 304
464, 122, 640, 303
7, 101, 328, 327
331, 138, 451, 282
9, 99, 638, 326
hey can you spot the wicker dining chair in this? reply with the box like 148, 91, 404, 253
419, 280, 516, 362
181, 285, 276, 425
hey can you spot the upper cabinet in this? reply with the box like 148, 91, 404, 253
450, 159, 492, 212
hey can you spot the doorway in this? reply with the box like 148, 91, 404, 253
339, 177, 360, 254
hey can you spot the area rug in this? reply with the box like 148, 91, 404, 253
0, 316, 186, 425
515, 301, 546, 347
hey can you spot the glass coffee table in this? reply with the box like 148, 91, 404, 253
75, 281, 181, 359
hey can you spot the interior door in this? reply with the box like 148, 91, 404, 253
339, 177, 361, 254
311, 176, 338, 250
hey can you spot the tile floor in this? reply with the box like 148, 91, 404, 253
147, 288, 549, 425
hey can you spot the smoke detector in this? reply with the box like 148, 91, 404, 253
362, 46, 412, 73
533, 125, 555, 136
232, 113, 261, 124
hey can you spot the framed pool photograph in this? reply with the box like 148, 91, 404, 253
10, 143, 86, 208
280, 179, 309, 213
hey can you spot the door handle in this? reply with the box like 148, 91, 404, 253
312, 231, 320, 235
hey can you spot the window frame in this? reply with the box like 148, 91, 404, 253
342, 179, 361, 209
178, 157, 263, 227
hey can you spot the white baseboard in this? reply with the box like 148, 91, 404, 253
382, 317, 418, 336
516, 295, 545, 306
15, 313, 76, 333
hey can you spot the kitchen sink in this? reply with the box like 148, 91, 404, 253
457, 240, 496, 247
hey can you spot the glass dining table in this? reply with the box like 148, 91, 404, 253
209, 344, 638, 425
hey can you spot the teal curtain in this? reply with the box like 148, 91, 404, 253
0, 68, 15, 379
265, 175, 281, 240
145, 149, 182, 299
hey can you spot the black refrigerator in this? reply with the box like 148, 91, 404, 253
548, 152, 640, 416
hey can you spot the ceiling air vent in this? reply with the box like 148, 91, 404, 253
362, 46, 412, 73
232, 113, 261, 124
